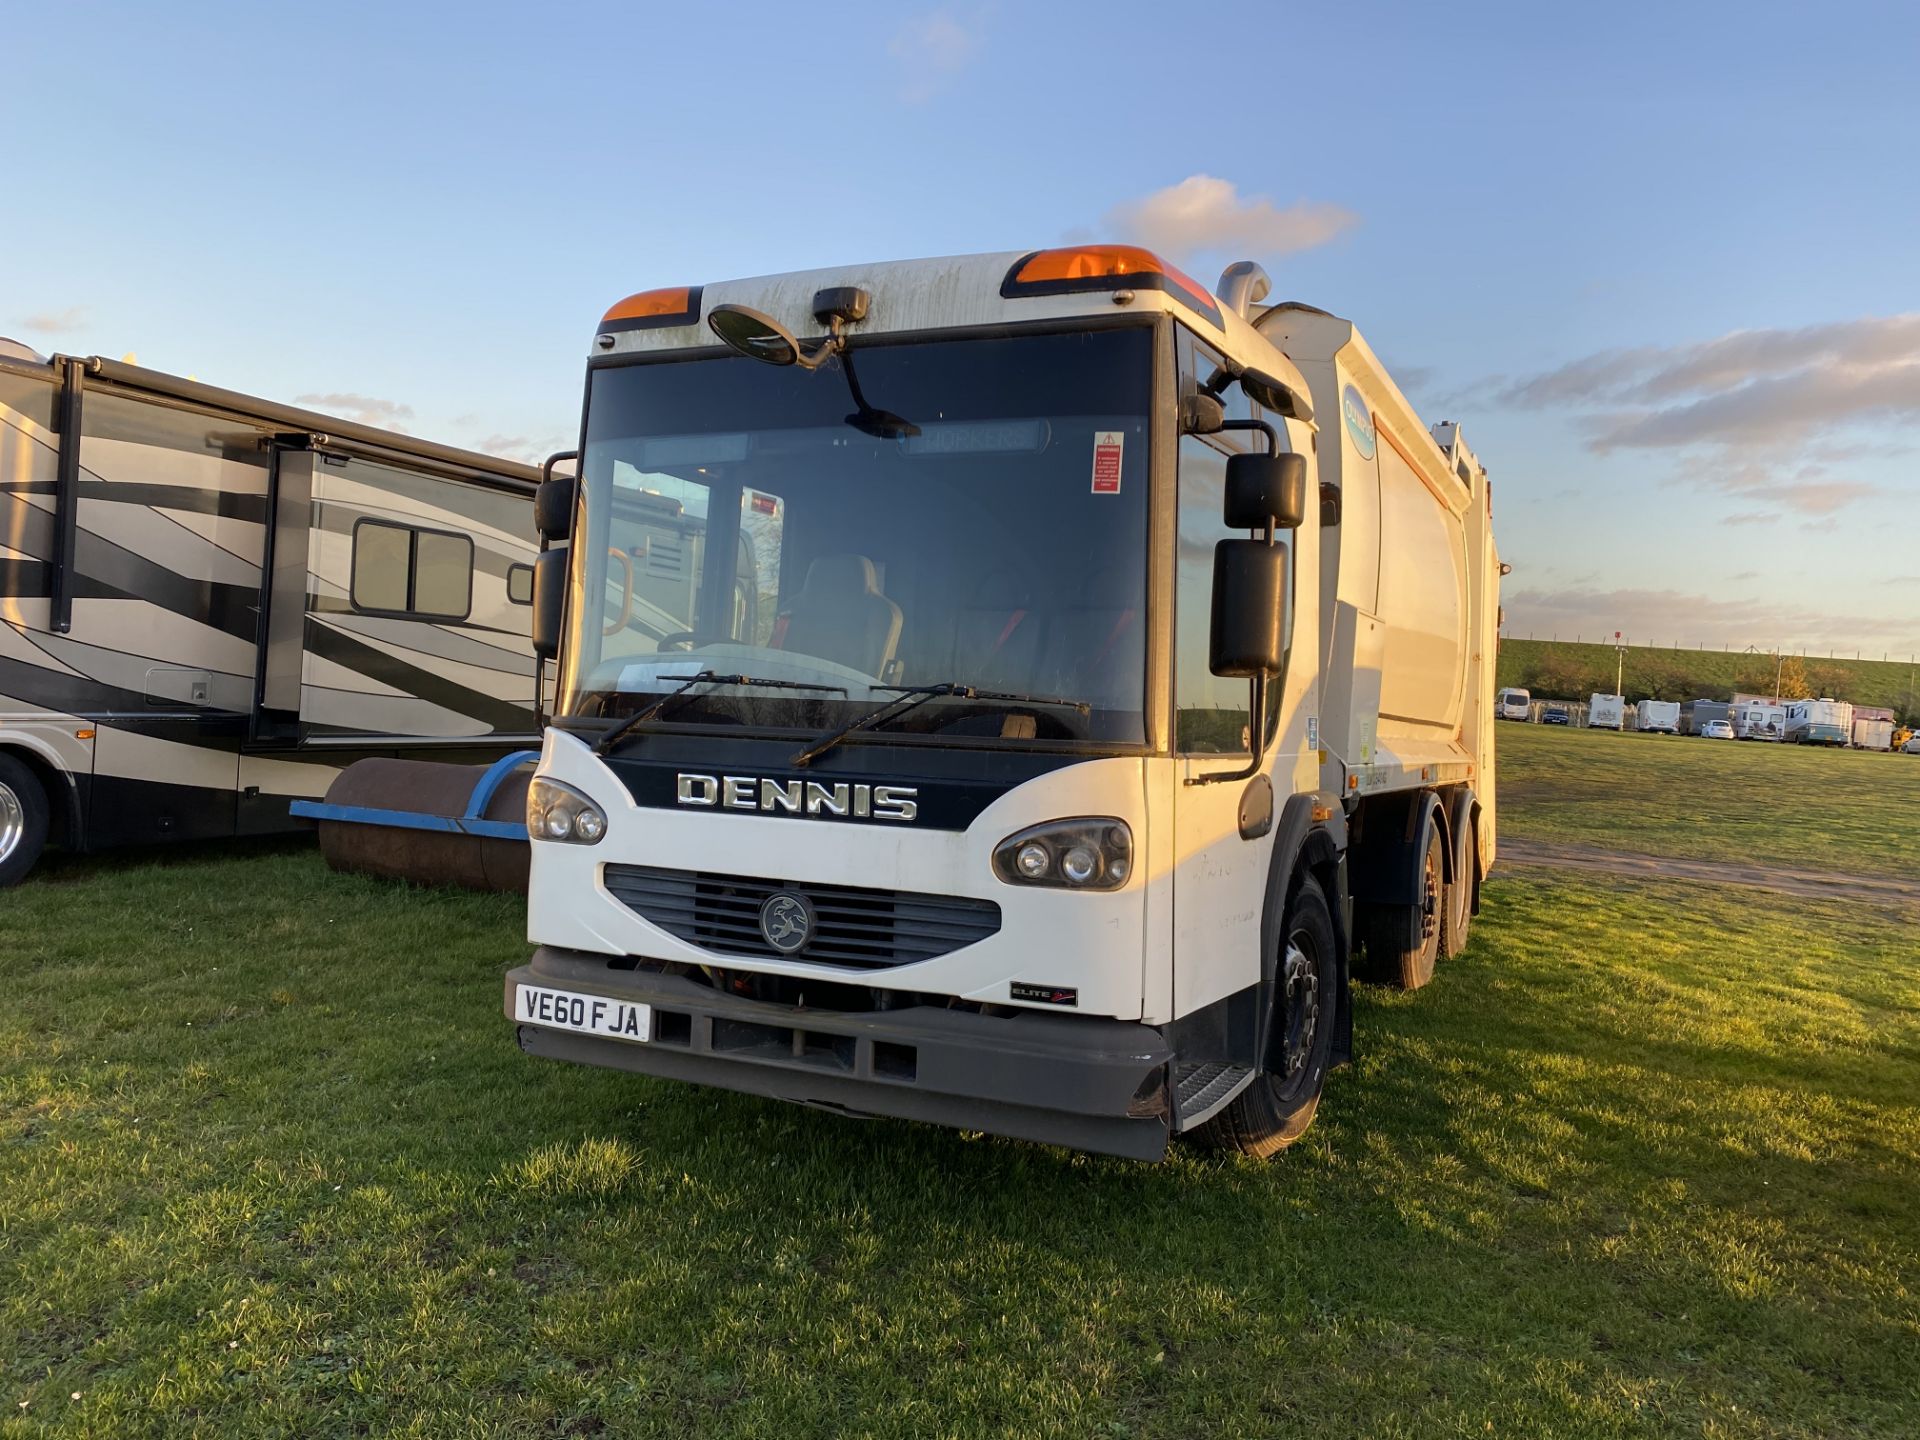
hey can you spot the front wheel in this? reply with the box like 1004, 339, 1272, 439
0, 753, 50, 888
1192, 874, 1340, 1158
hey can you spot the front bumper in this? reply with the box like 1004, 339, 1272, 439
505, 946, 1176, 1160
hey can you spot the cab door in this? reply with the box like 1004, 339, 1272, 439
1167, 335, 1285, 1020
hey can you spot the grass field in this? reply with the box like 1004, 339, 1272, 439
4, 742, 1919, 1437
1498, 721, 1920, 876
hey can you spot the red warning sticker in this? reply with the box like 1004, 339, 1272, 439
1090, 431, 1124, 494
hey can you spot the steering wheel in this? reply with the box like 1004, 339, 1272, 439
655, 631, 715, 652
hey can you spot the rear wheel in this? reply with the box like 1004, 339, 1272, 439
0, 753, 50, 888
1193, 874, 1339, 1158
1358, 821, 1443, 990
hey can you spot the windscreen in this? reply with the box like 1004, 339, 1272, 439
560, 327, 1154, 748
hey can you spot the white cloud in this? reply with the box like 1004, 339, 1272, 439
472, 433, 573, 464
295, 392, 415, 431
15, 305, 87, 333
1104, 175, 1358, 264
1501, 314, 1920, 452
887, 7, 986, 103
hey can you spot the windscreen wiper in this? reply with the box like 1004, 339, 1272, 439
594, 671, 847, 756
789, 682, 1090, 768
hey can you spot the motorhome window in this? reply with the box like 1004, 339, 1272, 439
506, 563, 534, 605
1175, 334, 1290, 752
566, 327, 1153, 747
0, 370, 59, 606
350, 519, 473, 620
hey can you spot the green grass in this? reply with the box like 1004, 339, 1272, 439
1498, 721, 1920, 876
4, 834, 1918, 1437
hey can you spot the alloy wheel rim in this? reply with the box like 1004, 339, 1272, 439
1420, 844, 1442, 942
0, 782, 22, 864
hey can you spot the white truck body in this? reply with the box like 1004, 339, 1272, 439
504, 248, 1500, 1160
1496, 687, 1530, 721
1634, 699, 1681, 734
1588, 693, 1626, 730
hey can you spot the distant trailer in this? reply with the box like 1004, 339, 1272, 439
0, 352, 541, 886
1587, 693, 1625, 730
1852, 716, 1893, 751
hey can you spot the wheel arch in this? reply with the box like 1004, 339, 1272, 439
0, 739, 83, 850
1347, 787, 1446, 908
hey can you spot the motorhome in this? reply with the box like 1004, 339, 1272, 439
1634, 699, 1680, 735
500, 246, 1502, 1162
1734, 699, 1786, 741
0, 350, 541, 885
1496, 686, 1530, 721
1786, 698, 1852, 747
1588, 693, 1626, 730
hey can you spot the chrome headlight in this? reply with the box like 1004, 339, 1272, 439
993, 818, 1132, 891
527, 776, 607, 845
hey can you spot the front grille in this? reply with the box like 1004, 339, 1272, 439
604, 865, 1002, 971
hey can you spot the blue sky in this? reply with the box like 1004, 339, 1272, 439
7, 0, 1919, 655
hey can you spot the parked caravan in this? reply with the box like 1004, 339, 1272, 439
0, 353, 541, 885
1735, 700, 1786, 741
502, 247, 1502, 1161
1634, 699, 1680, 734
1786, 698, 1851, 747
1588, 693, 1625, 730
1496, 686, 1530, 720
1852, 715, 1893, 751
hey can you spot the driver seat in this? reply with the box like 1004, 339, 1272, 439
775, 554, 903, 677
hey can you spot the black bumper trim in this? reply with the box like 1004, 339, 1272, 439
506, 947, 1174, 1160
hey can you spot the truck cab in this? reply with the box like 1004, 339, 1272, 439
505, 247, 1500, 1160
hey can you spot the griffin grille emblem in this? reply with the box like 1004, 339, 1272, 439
758, 891, 816, 955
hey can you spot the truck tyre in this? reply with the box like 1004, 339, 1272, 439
1358, 823, 1443, 990
1440, 816, 1475, 960
0, 753, 50, 888
1192, 874, 1339, 1158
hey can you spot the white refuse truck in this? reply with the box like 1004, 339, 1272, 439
1588, 693, 1626, 730
503, 246, 1501, 1160
1634, 699, 1681, 734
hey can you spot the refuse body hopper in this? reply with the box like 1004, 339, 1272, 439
291, 751, 535, 892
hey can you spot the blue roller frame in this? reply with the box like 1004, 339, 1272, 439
290, 750, 538, 841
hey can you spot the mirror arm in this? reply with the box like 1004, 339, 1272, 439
1213, 417, 1280, 455
793, 316, 848, 371
1185, 673, 1270, 787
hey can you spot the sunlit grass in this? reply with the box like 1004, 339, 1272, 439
1499, 720, 1920, 876
4, 840, 1917, 1437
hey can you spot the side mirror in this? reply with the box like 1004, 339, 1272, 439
1209, 539, 1288, 678
1224, 452, 1307, 531
531, 547, 568, 661
534, 475, 576, 543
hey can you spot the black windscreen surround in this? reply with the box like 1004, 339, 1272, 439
565, 327, 1155, 749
